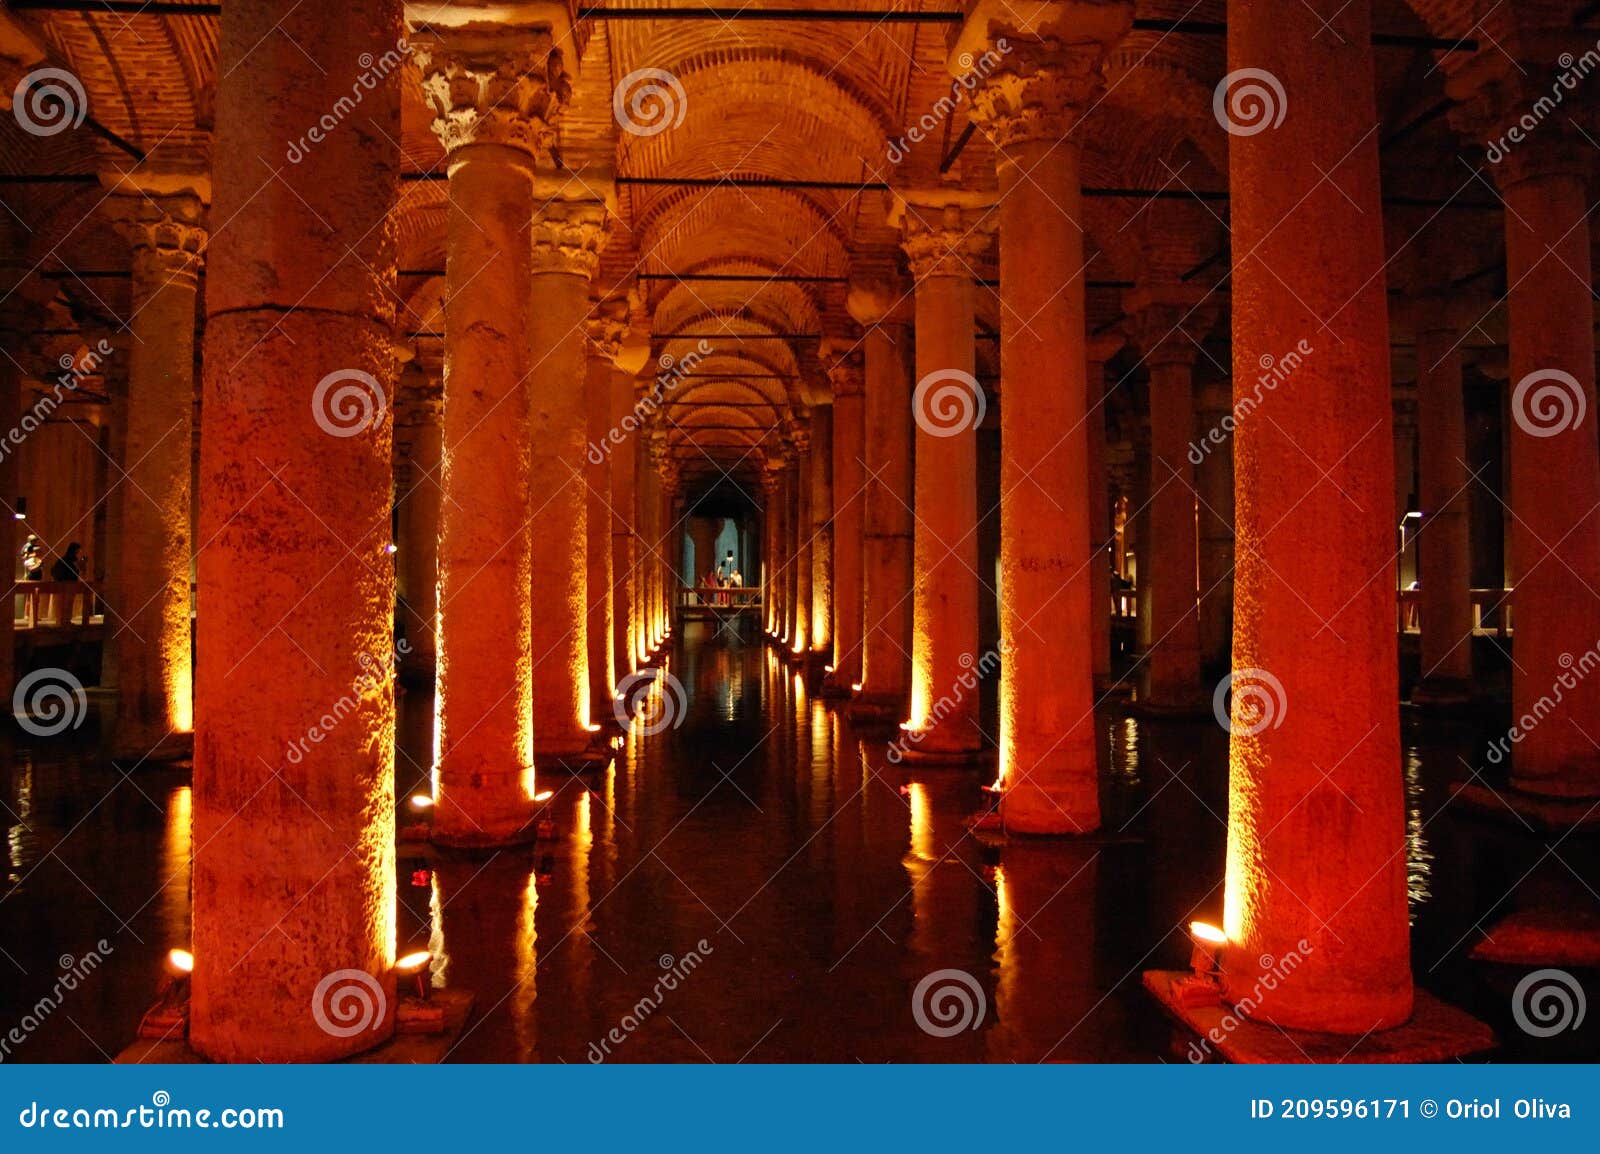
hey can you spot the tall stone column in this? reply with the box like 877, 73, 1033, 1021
822, 345, 865, 695
687, 516, 718, 590
809, 404, 834, 665
1127, 288, 1214, 714
1222, 0, 1411, 1032
0, 251, 40, 707
1195, 376, 1235, 674
193, 0, 402, 1060
415, 20, 566, 844
965, 7, 1128, 823
584, 305, 627, 720
396, 373, 442, 678
789, 421, 813, 655
1410, 292, 1473, 703
761, 464, 783, 636
1087, 333, 1123, 692
893, 195, 993, 760
1450, 73, 1600, 796
103, 182, 206, 762
609, 357, 644, 678
771, 453, 794, 641
656, 460, 680, 641
848, 286, 914, 719
528, 198, 608, 761
639, 435, 659, 653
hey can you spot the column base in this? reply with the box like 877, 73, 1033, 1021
1450, 779, 1600, 832
541, 743, 617, 774
1469, 908, 1600, 967
1408, 676, 1478, 710
1142, 971, 1495, 1063
817, 671, 855, 700
430, 820, 549, 850
892, 741, 994, 768
109, 730, 194, 768
846, 692, 905, 726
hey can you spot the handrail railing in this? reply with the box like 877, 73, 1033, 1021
680, 584, 762, 608
9, 580, 103, 629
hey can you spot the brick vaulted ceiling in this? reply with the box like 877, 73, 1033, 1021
0, 0, 1589, 490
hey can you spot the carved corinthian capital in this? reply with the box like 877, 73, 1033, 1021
104, 193, 208, 287
892, 197, 996, 282
530, 200, 609, 277
412, 24, 569, 158
967, 38, 1111, 150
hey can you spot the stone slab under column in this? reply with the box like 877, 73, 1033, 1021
1469, 909, 1600, 967
1449, 780, 1600, 833
1142, 971, 1495, 1063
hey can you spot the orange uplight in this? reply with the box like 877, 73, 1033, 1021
1189, 920, 1227, 945
167, 948, 194, 974
409, 793, 434, 808
533, 790, 554, 803
394, 950, 432, 974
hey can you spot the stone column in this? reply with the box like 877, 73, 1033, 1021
1126, 287, 1214, 714
848, 285, 914, 720
1087, 333, 1124, 693
396, 375, 442, 678
809, 404, 834, 666
584, 304, 627, 720
761, 464, 783, 636
789, 421, 813, 655
1449, 74, 1600, 796
1411, 292, 1473, 703
528, 198, 608, 762
964, 6, 1128, 821
893, 195, 993, 760
1393, 387, 1418, 588
772, 453, 794, 641
414, 20, 567, 844
822, 345, 865, 695
656, 460, 680, 641
639, 435, 658, 653
609, 357, 644, 678
687, 516, 718, 592
0, 254, 39, 706
193, 0, 402, 1061
103, 182, 207, 762
1222, 0, 1411, 1032
1195, 376, 1235, 674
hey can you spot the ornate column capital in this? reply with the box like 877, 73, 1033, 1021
821, 340, 865, 397
531, 199, 608, 277
585, 296, 631, 362
411, 22, 569, 159
966, 39, 1112, 150
845, 277, 912, 327
1123, 284, 1218, 369
890, 194, 996, 282
103, 192, 208, 285
1446, 45, 1597, 188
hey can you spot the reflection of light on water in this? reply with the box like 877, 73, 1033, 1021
906, 782, 934, 863
160, 786, 192, 948
1403, 748, 1432, 915
513, 862, 539, 1060
427, 871, 448, 989
1113, 716, 1140, 786
8, 758, 33, 883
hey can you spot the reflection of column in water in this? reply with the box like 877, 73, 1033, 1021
430, 856, 538, 1060
985, 844, 1108, 1061
159, 785, 192, 951
901, 781, 981, 975
809, 702, 834, 826
8, 758, 33, 884
513, 866, 538, 1062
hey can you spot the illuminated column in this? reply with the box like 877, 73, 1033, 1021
965, 9, 1128, 822
809, 404, 834, 664
1195, 376, 1235, 673
193, 0, 401, 1060
0, 250, 39, 705
1087, 334, 1123, 692
528, 198, 608, 760
609, 358, 643, 678
102, 182, 207, 761
415, 21, 566, 844
822, 346, 865, 694
772, 452, 794, 640
1126, 287, 1214, 714
657, 459, 680, 638
848, 284, 914, 718
688, 517, 718, 590
1410, 290, 1473, 703
641, 432, 663, 650
584, 306, 627, 720
761, 465, 782, 635
1449, 80, 1600, 795
396, 374, 442, 677
893, 195, 993, 759
1223, 0, 1412, 1031
789, 421, 813, 655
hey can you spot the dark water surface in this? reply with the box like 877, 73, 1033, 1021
2, 625, 1596, 1062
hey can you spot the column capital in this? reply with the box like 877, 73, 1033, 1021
1446, 47, 1597, 188
585, 296, 631, 362
530, 199, 608, 277
888, 193, 996, 281
411, 22, 569, 159
1123, 284, 1218, 368
103, 191, 208, 283
845, 277, 912, 327
964, 37, 1119, 151
821, 341, 866, 397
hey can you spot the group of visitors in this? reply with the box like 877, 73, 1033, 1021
699, 550, 745, 606
20, 536, 87, 582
